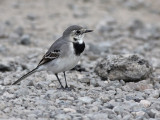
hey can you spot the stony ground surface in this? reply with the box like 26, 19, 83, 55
0, 0, 160, 120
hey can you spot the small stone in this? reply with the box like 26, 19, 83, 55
27, 14, 37, 21
0, 63, 12, 72
15, 87, 29, 97
140, 100, 151, 108
3, 77, 13, 85
0, 101, 6, 110
89, 106, 99, 112
134, 111, 145, 117
149, 90, 159, 98
3, 92, 16, 99
63, 108, 76, 113
79, 77, 90, 84
0, 45, 7, 53
78, 96, 94, 104
128, 19, 144, 32
20, 34, 31, 45
155, 113, 160, 119
28, 114, 37, 120
15, 26, 24, 36
100, 95, 110, 103
106, 104, 114, 109
0, 85, 5, 95
92, 113, 108, 120
54, 114, 71, 120
90, 79, 99, 87
3, 107, 11, 113
147, 109, 159, 118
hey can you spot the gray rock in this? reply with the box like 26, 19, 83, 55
151, 102, 160, 111
113, 106, 127, 116
140, 100, 151, 108
149, 90, 159, 98
128, 19, 144, 32
2, 92, 16, 99
146, 109, 159, 118
100, 95, 110, 103
0, 101, 6, 111
3, 107, 11, 113
90, 79, 99, 87
20, 34, 31, 45
27, 14, 37, 21
0, 45, 7, 53
78, 96, 94, 104
3, 77, 13, 85
123, 114, 134, 120
79, 77, 90, 84
27, 114, 37, 120
54, 114, 71, 120
0, 63, 12, 72
0, 85, 5, 95
15, 87, 29, 97
124, 0, 146, 10
91, 113, 108, 120
155, 113, 160, 119
15, 26, 24, 36
95, 54, 152, 82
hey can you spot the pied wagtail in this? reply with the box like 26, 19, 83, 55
12, 25, 93, 90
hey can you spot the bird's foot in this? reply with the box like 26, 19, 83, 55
57, 86, 72, 91
64, 86, 72, 91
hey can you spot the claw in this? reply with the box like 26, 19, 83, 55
65, 86, 72, 91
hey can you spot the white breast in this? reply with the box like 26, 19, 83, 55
42, 44, 81, 74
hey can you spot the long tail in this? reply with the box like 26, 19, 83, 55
12, 67, 38, 85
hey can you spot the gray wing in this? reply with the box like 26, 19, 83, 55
38, 37, 69, 66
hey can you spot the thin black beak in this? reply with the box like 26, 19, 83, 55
84, 30, 93, 33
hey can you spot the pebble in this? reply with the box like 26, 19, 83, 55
100, 95, 110, 103
54, 114, 71, 120
0, 101, 6, 111
15, 87, 29, 97
79, 77, 90, 84
14, 26, 24, 36
0, 44, 7, 53
20, 34, 31, 45
149, 90, 159, 98
27, 14, 37, 21
0, 63, 12, 72
78, 96, 94, 104
63, 108, 76, 113
140, 100, 151, 108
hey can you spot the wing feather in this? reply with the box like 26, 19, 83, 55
38, 50, 60, 66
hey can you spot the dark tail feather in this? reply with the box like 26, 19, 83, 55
12, 67, 38, 85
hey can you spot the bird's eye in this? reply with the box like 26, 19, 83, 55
76, 30, 81, 34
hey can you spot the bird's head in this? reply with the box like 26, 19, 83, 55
63, 25, 93, 44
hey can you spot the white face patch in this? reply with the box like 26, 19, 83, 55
74, 34, 84, 44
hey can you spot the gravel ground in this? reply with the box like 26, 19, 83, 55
0, 0, 160, 120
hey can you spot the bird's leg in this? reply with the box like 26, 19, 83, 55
63, 72, 68, 88
63, 72, 72, 91
55, 73, 64, 89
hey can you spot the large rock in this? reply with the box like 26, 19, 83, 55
95, 54, 152, 82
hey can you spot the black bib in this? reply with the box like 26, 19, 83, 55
73, 42, 85, 56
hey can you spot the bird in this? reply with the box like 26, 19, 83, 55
12, 25, 93, 90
